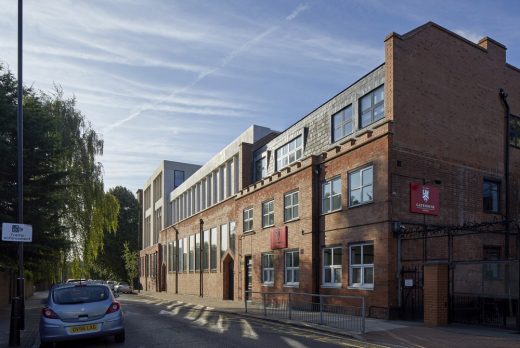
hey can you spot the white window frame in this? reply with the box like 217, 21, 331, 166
276, 136, 303, 171
262, 200, 274, 228
322, 177, 341, 214
284, 250, 299, 286
332, 105, 353, 142
284, 191, 299, 222
323, 247, 342, 287
349, 243, 374, 289
262, 253, 274, 285
243, 208, 253, 232
349, 165, 373, 207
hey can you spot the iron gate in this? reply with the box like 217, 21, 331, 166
400, 265, 423, 321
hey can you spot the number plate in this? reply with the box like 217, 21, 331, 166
69, 324, 98, 334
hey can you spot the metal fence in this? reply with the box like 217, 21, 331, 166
244, 291, 365, 333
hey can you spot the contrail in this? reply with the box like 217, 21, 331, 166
103, 3, 310, 133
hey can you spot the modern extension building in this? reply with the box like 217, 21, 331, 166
139, 22, 520, 328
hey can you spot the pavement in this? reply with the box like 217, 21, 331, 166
1, 290, 520, 347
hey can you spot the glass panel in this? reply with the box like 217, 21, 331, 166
322, 182, 331, 198
333, 248, 342, 265
363, 186, 373, 203
351, 267, 361, 284
332, 195, 341, 210
364, 244, 374, 264
364, 267, 374, 284
294, 269, 299, 283
334, 268, 342, 283
350, 189, 361, 206
294, 251, 299, 266
285, 253, 292, 267
343, 123, 352, 135
324, 249, 332, 266
296, 136, 302, 147
350, 172, 360, 189
351, 246, 362, 264
293, 192, 298, 204
284, 194, 291, 207
324, 268, 331, 283
286, 270, 292, 283
374, 86, 384, 104
322, 197, 330, 213
374, 104, 384, 120
362, 167, 373, 185
360, 94, 371, 111
332, 178, 341, 195
361, 112, 371, 128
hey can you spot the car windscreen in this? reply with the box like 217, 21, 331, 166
53, 286, 110, 304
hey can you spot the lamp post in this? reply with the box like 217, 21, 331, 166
199, 219, 204, 297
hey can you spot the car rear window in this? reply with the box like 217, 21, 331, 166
53, 286, 110, 304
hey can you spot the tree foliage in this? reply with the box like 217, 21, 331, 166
0, 64, 119, 282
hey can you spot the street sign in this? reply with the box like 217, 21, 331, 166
2, 223, 32, 242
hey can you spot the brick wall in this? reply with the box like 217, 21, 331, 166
424, 263, 449, 326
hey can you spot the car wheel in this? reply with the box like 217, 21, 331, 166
115, 330, 125, 343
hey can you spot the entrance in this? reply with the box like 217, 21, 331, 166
245, 256, 252, 300
400, 265, 424, 321
222, 255, 234, 300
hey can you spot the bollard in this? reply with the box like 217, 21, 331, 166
9, 297, 21, 347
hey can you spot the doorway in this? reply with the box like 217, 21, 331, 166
222, 255, 234, 300
245, 255, 252, 300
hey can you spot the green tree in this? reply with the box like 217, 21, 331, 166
122, 242, 139, 287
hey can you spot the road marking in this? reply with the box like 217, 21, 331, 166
280, 336, 310, 348
240, 319, 259, 340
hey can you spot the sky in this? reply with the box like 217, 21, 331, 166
1, 0, 519, 194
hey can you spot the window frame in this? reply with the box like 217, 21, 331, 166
348, 165, 373, 207
284, 190, 299, 222
322, 176, 342, 214
349, 242, 374, 289
483, 179, 500, 213
359, 85, 384, 128
332, 104, 353, 142
323, 246, 342, 287
262, 253, 275, 286
262, 200, 275, 228
284, 250, 300, 287
243, 208, 254, 232
210, 227, 217, 271
276, 136, 303, 171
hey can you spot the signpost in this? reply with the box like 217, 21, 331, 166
2, 223, 32, 242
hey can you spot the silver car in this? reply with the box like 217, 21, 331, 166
115, 282, 132, 294
40, 283, 125, 346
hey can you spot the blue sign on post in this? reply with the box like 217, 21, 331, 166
1, 223, 32, 242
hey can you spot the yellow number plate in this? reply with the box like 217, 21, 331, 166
70, 324, 98, 333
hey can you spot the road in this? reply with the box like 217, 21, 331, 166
42, 294, 373, 348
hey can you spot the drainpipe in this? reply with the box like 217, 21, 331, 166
175, 227, 179, 294
312, 161, 322, 296
199, 219, 204, 297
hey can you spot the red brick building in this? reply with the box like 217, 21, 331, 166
139, 22, 520, 326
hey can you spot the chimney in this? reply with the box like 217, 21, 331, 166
478, 36, 506, 64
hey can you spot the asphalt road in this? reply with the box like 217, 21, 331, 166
42, 294, 372, 348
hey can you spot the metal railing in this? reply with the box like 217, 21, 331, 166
244, 291, 365, 333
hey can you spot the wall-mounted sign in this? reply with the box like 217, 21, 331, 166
410, 182, 440, 215
404, 279, 414, 288
270, 226, 287, 249
2, 223, 33, 242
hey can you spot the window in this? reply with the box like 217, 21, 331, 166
349, 166, 373, 207
284, 250, 299, 286
262, 253, 274, 285
510, 115, 520, 148
195, 233, 200, 271
203, 230, 209, 271
483, 180, 499, 213
349, 243, 374, 289
220, 223, 228, 257
483, 246, 501, 280
276, 136, 303, 170
359, 85, 384, 128
174, 170, 185, 188
189, 235, 195, 272
183, 237, 188, 272
243, 208, 253, 232
167, 242, 173, 272
210, 227, 217, 271
177, 241, 182, 272
323, 247, 342, 286
284, 191, 299, 221
322, 177, 341, 213
172, 241, 176, 272
332, 105, 353, 142
255, 156, 267, 181
229, 222, 236, 253
262, 200, 274, 228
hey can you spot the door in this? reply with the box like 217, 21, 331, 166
228, 260, 234, 300
245, 256, 252, 300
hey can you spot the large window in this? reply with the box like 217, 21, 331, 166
183, 237, 188, 272
230, 222, 236, 253
349, 166, 373, 207
359, 85, 384, 128
178, 239, 183, 272
189, 235, 195, 272
322, 177, 341, 214
349, 243, 374, 289
174, 170, 185, 188
262, 200, 274, 228
220, 223, 228, 257
510, 115, 520, 148
243, 208, 253, 232
483, 180, 499, 213
284, 191, 299, 221
195, 233, 200, 271
262, 253, 274, 285
203, 230, 209, 271
323, 247, 342, 287
332, 105, 353, 142
284, 250, 299, 286
210, 227, 217, 271
276, 136, 303, 170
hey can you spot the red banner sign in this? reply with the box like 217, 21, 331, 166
270, 226, 287, 249
410, 182, 440, 215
